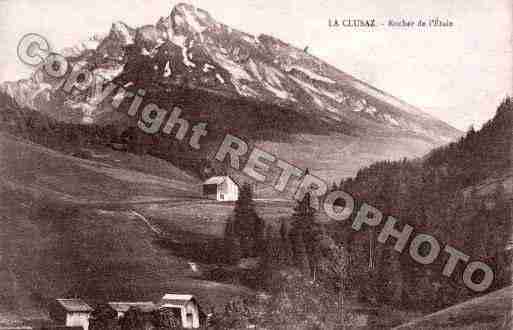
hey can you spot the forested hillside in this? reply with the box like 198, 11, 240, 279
219, 99, 511, 329
335, 97, 512, 310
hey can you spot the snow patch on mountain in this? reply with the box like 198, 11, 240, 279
287, 76, 325, 107
263, 83, 290, 100
203, 63, 215, 72
215, 73, 225, 84
289, 76, 341, 105
213, 54, 252, 81
349, 98, 367, 112
383, 113, 399, 126
232, 80, 258, 97
239, 33, 259, 45
319, 89, 346, 104
170, 35, 196, 68
182, 46, 196, 68
365, 106, 377, 115
310, 93, 324, 108
292, 66, 336, 84
247, 59, 263, 81
171, 34, 187, 48
0, 2, 460, 143
262, 65, 285, 88
113, 21, 134, 44
179, 5, 207, 34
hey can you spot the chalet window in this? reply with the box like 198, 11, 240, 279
203, 184, 217, 195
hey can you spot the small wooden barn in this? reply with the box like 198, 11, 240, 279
107, 301, 157, 319
158, 294, 200, 328
202, 176, 239, 201
49, 299, 93, 330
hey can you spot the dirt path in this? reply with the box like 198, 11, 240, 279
129, 210, 162, 235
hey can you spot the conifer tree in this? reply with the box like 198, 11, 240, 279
290, 189, 318, 276
279, 219, 294, 265
232, 182, 264, 257
224, 217, 242, 264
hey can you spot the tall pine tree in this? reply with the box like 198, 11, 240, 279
232, 182, 264, 258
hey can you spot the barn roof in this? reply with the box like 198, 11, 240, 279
161, 293, 195, 301
108, 302, 157, 313
56, 299, 93, 312
160, 294, 196, 308
203, 176, 226, 185
160, 300, 190, 308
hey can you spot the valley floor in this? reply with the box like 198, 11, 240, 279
1, 131, 510, 329
0, 132, 254, 326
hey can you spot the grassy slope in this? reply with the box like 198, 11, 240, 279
393, 285, 512, 329
0, 132, 201, 203
256, 131, 437, 182
96, 82, 448, 190
0, 133, 251, 325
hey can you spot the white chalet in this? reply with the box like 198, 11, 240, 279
49, 298, 93, 330
203, 176, 239, 201
158, 294, 200, 328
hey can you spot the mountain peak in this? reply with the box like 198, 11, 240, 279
109, 21, 134, 44
173, 2, 197, 12
168, 3, 217, 38
96, 21, 135, 58
3, 2, 461, 144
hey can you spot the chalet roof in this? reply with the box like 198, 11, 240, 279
161, 293, 194, 301
203, 176, 226, 185
160, 300, 190, 308
56, 299, 93, 312
160, 294, 195, 308
108, 302, 157, 313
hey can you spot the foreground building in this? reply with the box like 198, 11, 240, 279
159, 294, 201, 328
49, 299, 93, 330
107, 301, 157, 319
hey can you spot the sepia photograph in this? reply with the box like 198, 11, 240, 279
0, 1, 511, 329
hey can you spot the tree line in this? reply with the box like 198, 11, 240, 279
333, 97, 512, 310
219, 98, 512, 327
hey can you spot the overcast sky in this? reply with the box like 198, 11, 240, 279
0, 0, 511, 130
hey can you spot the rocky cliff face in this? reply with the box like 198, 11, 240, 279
0, 3, 462, 179
1, 3, 459, 140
